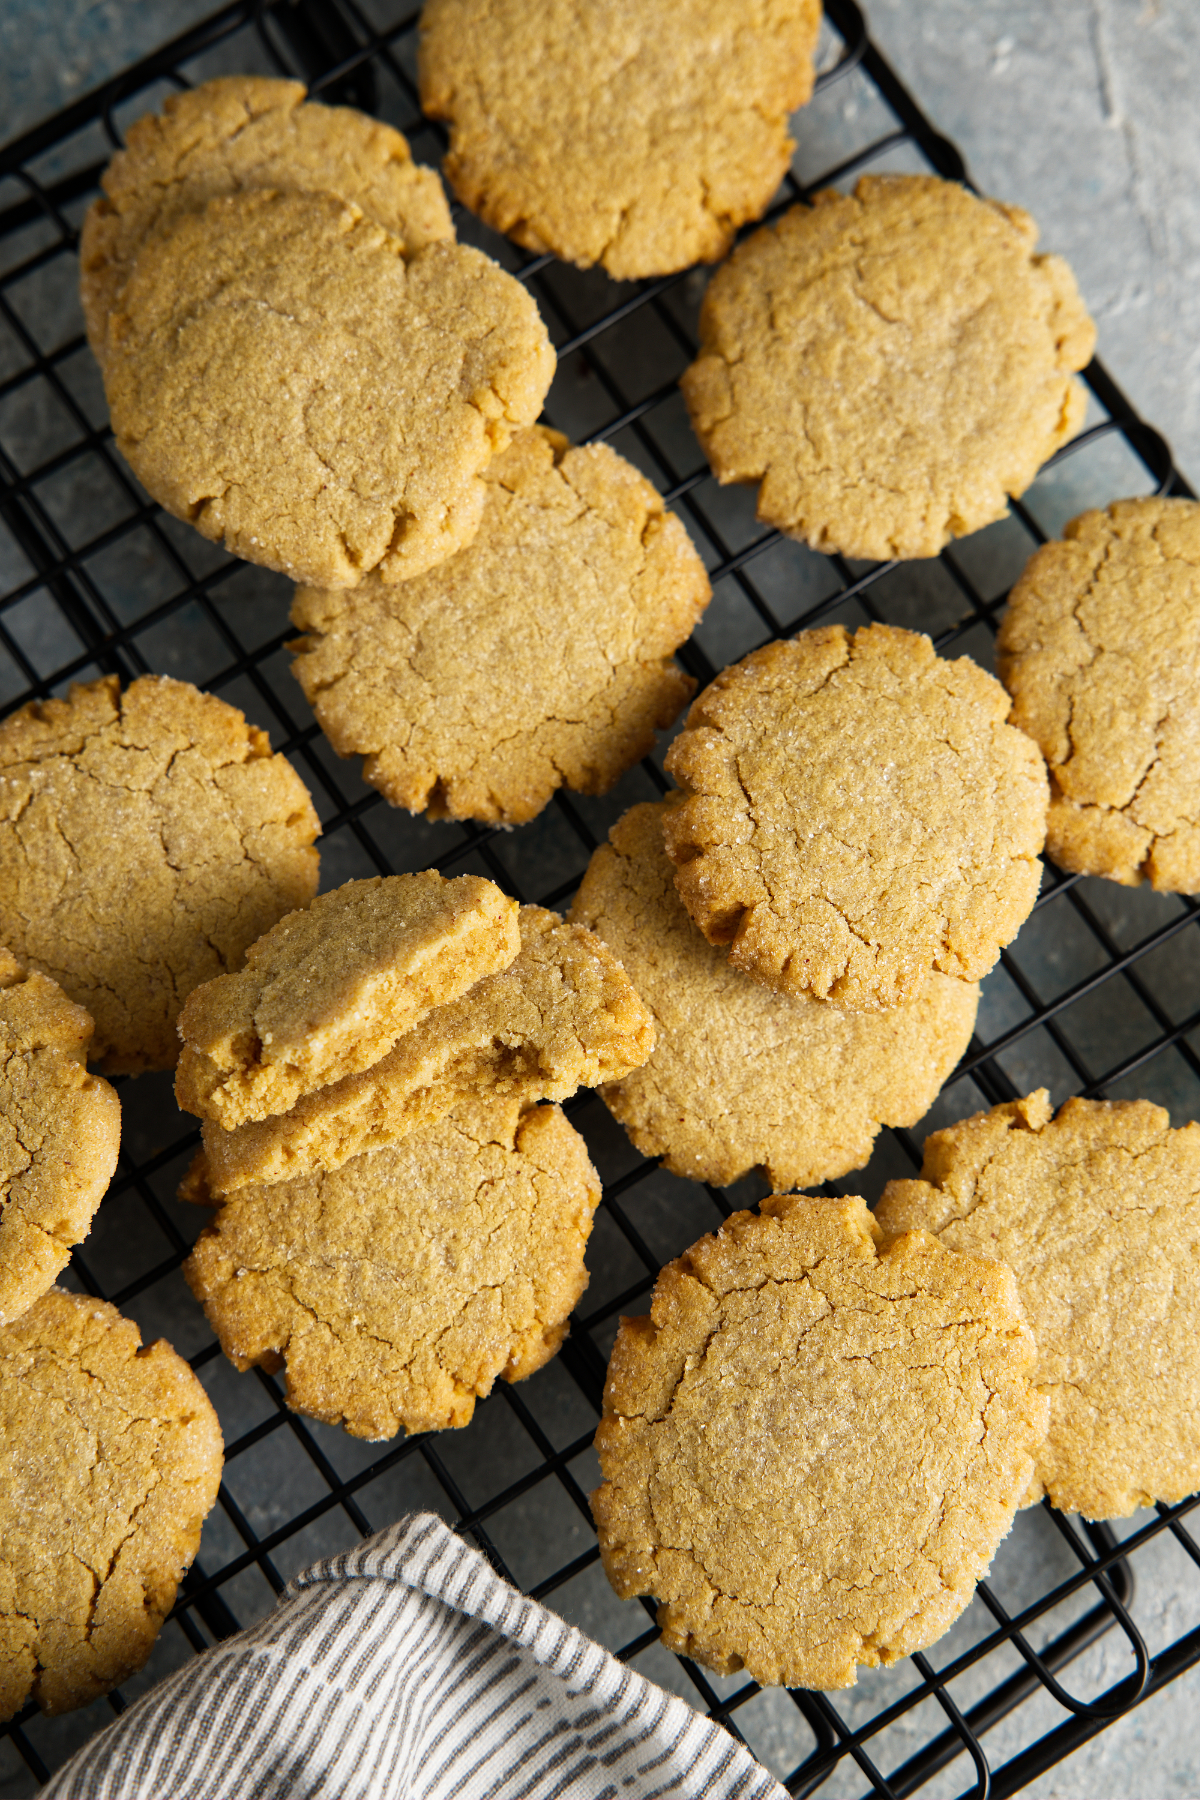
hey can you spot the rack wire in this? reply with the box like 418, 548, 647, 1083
1, 2, 1198, 1796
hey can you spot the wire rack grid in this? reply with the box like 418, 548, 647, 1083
0, 2, 1199, 1796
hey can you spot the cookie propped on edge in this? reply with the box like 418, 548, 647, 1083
184, 1093, 601, 1439
196, 905, 654, 1195
0, 1288, 223, 1720
592, 1193, 1048, 1689
877, 1089, 1200, 1518
0, 950, 121, 1324
176, 872, 521, 1128
570, 799, 978, 1190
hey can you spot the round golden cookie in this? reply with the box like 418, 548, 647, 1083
0, 1288, 223, 1721
291, 427, 710, 823
175, 872, 521, 1129
662, 624, 1049, 1010
105, 188, 556, 590
997, 497, 1200, 893
184, 1094, 601, 1440
80, 75, 453, 367
877, 1090, 1200, 1519
0, 674, 320, 1074
0, 952, 120, 1324
418, 0, 821, 280
592, 1193, 1048, 1689
571, 800, 978, 1189
681, 175, 1096, 561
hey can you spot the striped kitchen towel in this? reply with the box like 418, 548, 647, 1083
38, 1511, 786, 1799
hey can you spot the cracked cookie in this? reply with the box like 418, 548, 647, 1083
997, 497, 1200, 892
877, 1090, 1200, 1519
290, 426, 711, 825
0, 674, 320, 1074
0, 1287, 223, 1720
418, 0, 821, 280
176, 872, 520, 1128
662, 624, 1049, 1010
81, 74, 452, 369
0, 951, 120, 1324
681, 174, 1095, 561
571, 800, 978, 1189
184, 1093, 600, 1440
196, 904, 653, 1195
592, 1193, 1047, 1689
105, 187, 555, 589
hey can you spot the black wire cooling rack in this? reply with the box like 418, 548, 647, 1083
2, 3, 1200, 1796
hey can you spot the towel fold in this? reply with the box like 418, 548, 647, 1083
38, 1511, 785, 1799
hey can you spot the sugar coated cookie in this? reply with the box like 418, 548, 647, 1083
176, 872, 521, 1128
419, 0, 821, 279
291, 426, 710, 825
81, 75, 452, 366
571, 800, 978, 1188
592, 1194, 1047, 1688
106, 189, 555, 589
877, 1090, 1200, 1518
185, 1095, 600, 1440
998, 497, 1200, 892
681, 175, 1095, 561
0, 1288, 223, 1720
0, 675, 319, 1073
198, 905, 653, 1195
662, 624, 1048, 1009
0, 952, 120, 1324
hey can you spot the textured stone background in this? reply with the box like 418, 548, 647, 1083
868, 0, 1200, 487
1, 4, 1198, 1797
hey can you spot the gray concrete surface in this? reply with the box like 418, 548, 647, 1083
866, 0, 1200, 491
1, 5, 1199, 1799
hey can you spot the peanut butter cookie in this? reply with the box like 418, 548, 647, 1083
419, 0, 821, 279
176, 872, 520, 1128
681, 175, 1095, 561
877, 1090, 1200, 1518
105, 188, 555, 589
185, 1094, 600, 1440
662, 624, 1049, 1010
997, 497, 1200, 892
592, 1194, 1047, 1688
290, 426, 710, 825
0, 674, 320, 1073
197, 905, 653, 1195
0, 1288, 223, 1720
571, 800, 978, 1188
81, 75, 452, 368
0, 952, 120, 1324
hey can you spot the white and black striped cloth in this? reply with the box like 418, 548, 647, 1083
39, 1512, 785, 1799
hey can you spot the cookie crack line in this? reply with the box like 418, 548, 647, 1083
80, 1474, 165, 1647
5, 1360, 172, 1651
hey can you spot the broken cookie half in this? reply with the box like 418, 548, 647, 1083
176, 871, 521, 1129
186, 899, 654, 1197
